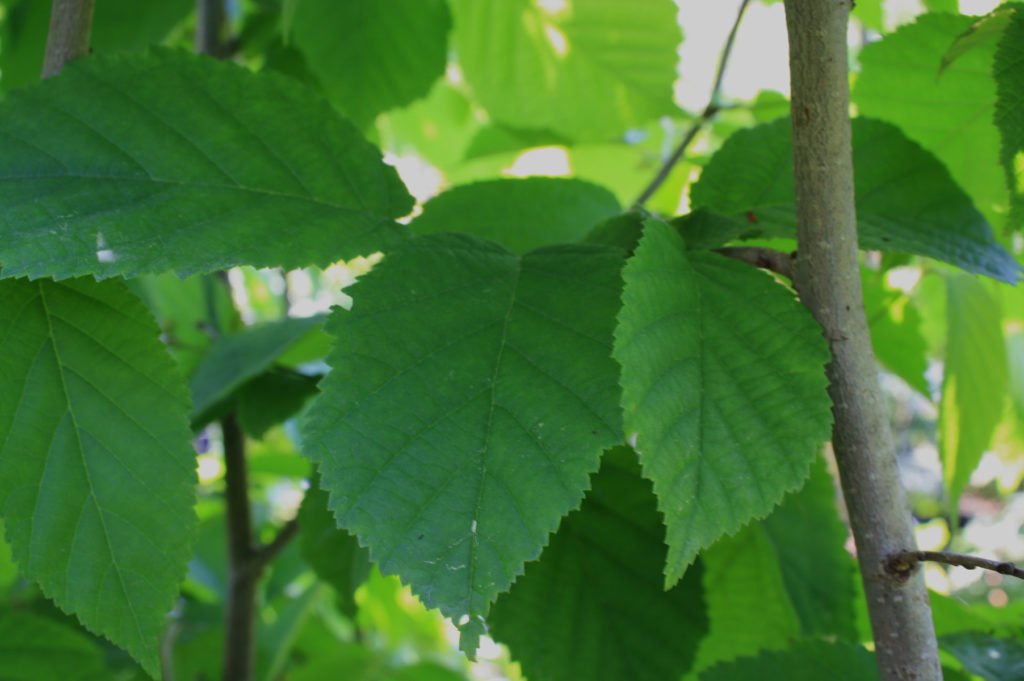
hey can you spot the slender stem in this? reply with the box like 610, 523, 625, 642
41, 0, 94, 78
221, 413, 259, 681
888, 550, 1024, 580
631, 0, 752, 209
714, 246, 795, 280
784, 2, 941, 679
196, 0, 227, 58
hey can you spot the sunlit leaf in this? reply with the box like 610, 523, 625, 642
614, 220, 831, 586
993, 7, 1024, 230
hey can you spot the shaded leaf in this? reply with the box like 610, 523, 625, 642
938, 274, 1006, 516
448, 0, 680, 140
236, 368, 321, 439
993, 6, 1024, 230
690, 117, 1021, 283
698, 640, 879, 681
0, 277, 197, 675
490, 447, 707, 681
291, 0, 450, 129
189, 315, 325, 428
0, 608, 111, 681
298, 476, 371, 616
941, 633, 1024, 681
854, 13, 1006, 228
302, 233, 624, 651
613, 220, 831, 585
410, 178, 621, 254
0, 48, 412, 280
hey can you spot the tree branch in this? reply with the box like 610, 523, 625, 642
783, 1, 941, 679
253, 518, 300, 567
714, 246, 795, 280
631, 0, 752, 210
41, 0, 94, 78
887, 550, 1024, 581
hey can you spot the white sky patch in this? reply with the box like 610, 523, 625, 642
504, 146, 571, 177
544, 23, 569, 57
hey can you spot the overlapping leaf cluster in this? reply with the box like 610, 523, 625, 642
0, 1, 1022, 680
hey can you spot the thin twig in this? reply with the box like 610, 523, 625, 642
715, 246, 796, 280
887, 550, 1024, 581
253, 518, 300, 566
41, 0, 94, 78
631, 0, 753, 209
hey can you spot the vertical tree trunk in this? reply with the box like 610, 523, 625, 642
783, 2, 942, 679
41, 0, 93, 78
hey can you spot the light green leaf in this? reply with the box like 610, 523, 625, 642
613, 220, 831, 586
941, 7, 1015, 74
993, 7, 1024, 230
761, 458, 858, 640
378, 80, 481, 171
0, 48, 412, 280
863, 272, 929, 395
690, 117, 1021, 283
941, 633, 1024, 681
0, 608, 111, 681
0, 0, 192, 91
853, 13, 1006, 229
938, 274, 1006, 516
302, 233, 624, 651
0, 277, 197, 676
690, 524, 801, 674
490, 447, 707, 681
189, 315, 325, 428
448, 0, 680, 141
291, 0, 450, 129
698, 640, 879, 681
410, 178, 621, 254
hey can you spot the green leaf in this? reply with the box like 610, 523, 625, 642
690, 523, 801, 673
853, 13, 1006, 229
938, 274, 1006, 516
761, 458, 858, 640
189, 315, 325, 428
0, 277, 197, 676
378, 80, 481, 171
410, 178, 621, 254
613, 220, 831, 586
0, 48, 413, 280
448, 0, 681, 141
298, 476, 371, 616
941, 633, 1024, 681
993, 7, 1024, 230
698, 640, 879, 681
0, 0, 192, 91
291, 0, 451, 129
0, 608, 111, 681
941, 7, 1015, 75
302, 234, 624, 652
236, 369, 321, 439
690, 117, 1021, 283
863, 272, 929, 395
490, 447, 707, 681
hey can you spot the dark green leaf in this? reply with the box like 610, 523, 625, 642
690, 117, 1021, 283
298, 477, 371, 616
854, 13, 1006, 229
0, 608, 111, 681
490, 447, 707, 681
0, 48, 412, 280
410, 178, 621, 254
302, 234, 624, 652
614, 220, 831, 585
698, 640, 879, 681
236, 368, 321, 439
448, 0, 680, 140
189, 315, 325, 428
0, 277, 197, 675
291, 0, 451, 129
993, 6, 1024, 230
941, 633, 1024, 681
